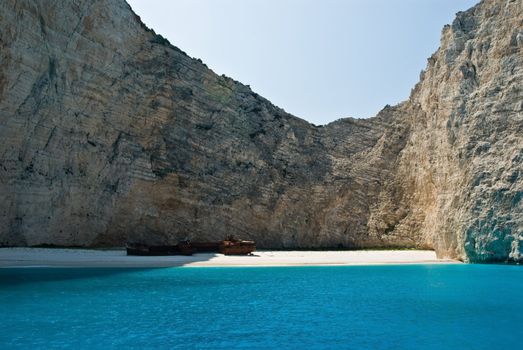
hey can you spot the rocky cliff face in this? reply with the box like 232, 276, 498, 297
395, 0, 523, 262
0, 0, 521, 262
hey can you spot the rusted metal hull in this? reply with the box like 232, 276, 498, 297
219, 241, 256, 255
126, 240, 256, 256
126, 244, 183, 256
190, 241, 222, 252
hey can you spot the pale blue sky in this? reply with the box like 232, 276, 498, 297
128, 0, 478, 125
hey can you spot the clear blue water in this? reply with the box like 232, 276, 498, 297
1, 264, 523, 349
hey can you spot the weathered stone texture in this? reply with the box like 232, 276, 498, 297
396, 0, 523, 261
0, 0, 521, 262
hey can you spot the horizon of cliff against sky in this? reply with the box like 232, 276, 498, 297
128, 0, 478, 125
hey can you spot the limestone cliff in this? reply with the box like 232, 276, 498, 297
0, 0, 521, 262
393, 0, 523, 262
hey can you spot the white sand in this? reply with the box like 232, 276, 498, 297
0, 248, 458, 268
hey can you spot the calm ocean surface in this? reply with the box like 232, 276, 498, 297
1, 264, 522, 349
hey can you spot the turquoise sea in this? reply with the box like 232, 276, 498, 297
1, 264, 522, 349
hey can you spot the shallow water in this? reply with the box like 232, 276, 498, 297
1, 264, 522, 349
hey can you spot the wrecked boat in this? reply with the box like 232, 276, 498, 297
126, 238, 255, 256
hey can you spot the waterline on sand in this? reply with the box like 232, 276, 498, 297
0, 248, 458, 268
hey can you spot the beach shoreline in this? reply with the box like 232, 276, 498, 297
0, 248, 459, 268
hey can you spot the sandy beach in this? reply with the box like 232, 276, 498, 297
0, 248, 458, 268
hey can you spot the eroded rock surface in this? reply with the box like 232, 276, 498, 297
394, 0, 523, 262
0, 0, 521, 262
